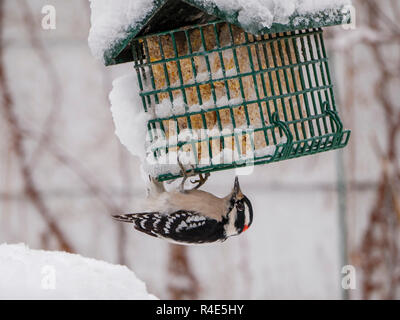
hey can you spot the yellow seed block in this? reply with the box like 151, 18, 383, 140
143, 23, 307, 162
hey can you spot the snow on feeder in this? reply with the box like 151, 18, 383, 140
90, 0, 352, 182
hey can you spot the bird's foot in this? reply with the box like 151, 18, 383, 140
190, 172, 210, 190
178, 159, 195, 193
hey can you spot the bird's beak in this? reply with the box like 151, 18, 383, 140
234, 176, 240, 192
233, 176, 243, 197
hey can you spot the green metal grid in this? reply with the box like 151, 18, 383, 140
131, 21, 351, 181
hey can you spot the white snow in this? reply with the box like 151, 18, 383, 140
88, 0, 152, 63
0, 243, 158, 300
89, 0, 351, 62
143, 151, 187, 177
155, 99, 173, 118
172, 97, 188, 116
109, 73, 152, 161
109, 73, 195, 177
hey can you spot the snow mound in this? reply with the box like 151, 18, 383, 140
88, 0, 152, 62
0, 243, 158, 300
88, 0, 351, 62
109, 73, 151, 162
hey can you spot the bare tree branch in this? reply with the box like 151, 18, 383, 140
167, 245, 199, 300
17, 0, 63, 168
0, 0, 73, 252
357, 0, 400, 299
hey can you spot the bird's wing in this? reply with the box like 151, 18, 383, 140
113, 211, 225, 244
162, 190, 227, 222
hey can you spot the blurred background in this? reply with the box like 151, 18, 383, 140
0, 0, 399, 299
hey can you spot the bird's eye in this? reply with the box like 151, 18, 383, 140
236, 201, 245, 211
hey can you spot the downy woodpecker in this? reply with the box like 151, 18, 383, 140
113, 175, 253, 245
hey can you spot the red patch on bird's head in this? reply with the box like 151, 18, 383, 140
243, 225, 249, 232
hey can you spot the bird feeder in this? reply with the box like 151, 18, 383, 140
103, 0, 351, 182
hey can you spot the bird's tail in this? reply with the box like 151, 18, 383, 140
112, 212, 159, 223
112, 212, 161, 239
112, 213, 141, 223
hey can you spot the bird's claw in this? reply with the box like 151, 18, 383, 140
190, 172, 210, 190
178, 159, 196, 193
177, 159, 210, 192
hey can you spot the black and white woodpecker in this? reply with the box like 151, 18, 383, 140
113, 174, 253, 245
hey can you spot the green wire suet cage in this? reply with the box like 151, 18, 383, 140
104, 0, 352, 182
